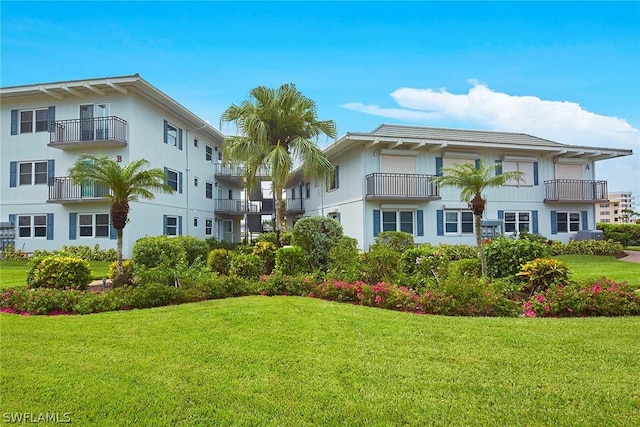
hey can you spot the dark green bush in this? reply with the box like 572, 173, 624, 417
174, 236, 209, 265
401, 244, 435, 275
597, 223, 640, 246
207, 249, 233, 274
451, 258, 482, 279
206, 237, 238, 251
60, 244, 117, 262
132, 236, 184, 269
258, 273, 314, 296
327, 237, 363, 282
108, 260, 134, 282
363, 245, 401, 285
484, 236, 551, 278
437, 244, 479, 260
274, 246, 308, 275
255, 231, 292, 246
606, 232, 630, 247
292, 216, 343, 271
229, 253, 262, 280
374, 231, 414, 252
564, 239, 625, 256
28, 255, 92, 290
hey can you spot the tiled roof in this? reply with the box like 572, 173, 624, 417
348, 124, 567, 147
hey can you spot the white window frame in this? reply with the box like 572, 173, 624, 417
328, 166, 339, 191
17, 214, 47, 239
556, 211, 581, 233
194, 138, 199, 148
166, 122, 178, 146
205, 219, 213, 236
503, 211, 531, 234
166, 169, 179, 192
444, 210, 474, 236
166, 216, 178, 236
20, 108, 49, 134
19, 161, 48, 186
205, 182, 213, 199
78, 213, 110, 238
382, 210, 414, 234
503, 161, 533, 186
205, 145, 213, 161
305, 182, 311, 199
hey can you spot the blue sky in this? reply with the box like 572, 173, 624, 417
2, 1, 639, 204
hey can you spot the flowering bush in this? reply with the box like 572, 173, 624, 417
516, 258, 569, 296
258, 273, 315, 296
485, 236, 551, 278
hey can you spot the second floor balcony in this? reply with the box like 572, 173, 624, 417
214, 198, 303, 215
365, 173, 440, 201
214, 163, 272, 185
49, 116, 127, 149
544, 179, 608, 203
48, 177, 111, 204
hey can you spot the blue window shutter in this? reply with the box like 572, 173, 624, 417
495, 160, 502, 175
416, 210, 424, 236
436, 157, 443, 176
335, 165, 339, 189
178, 171, 183, 194
532, 210, 539, 234
550, 211, 557, 235
436, 210, 444, 236
163, 215, 168, 235
178, 216, 183, 235
163, 120, 168, 144
474, 159, 480, 170
178, 128, 183, 150
497, 210, 504, 220
373, 209, 380, 237
9, 214, 16, 226
164, 167, 168, 185
581, 211, 588, 230
533, 162, 539, 186
48, 106, 56, 132
46, 213, 54, 240
69, 213, 77, 240
11, 110, 18, 135
47, 159, 55, 186
110, 221, 117, 240
9, 161, 17, 187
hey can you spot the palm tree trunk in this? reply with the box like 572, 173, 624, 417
116, 228, 124, 275
274, 187, 284, 248
474, 214, 487, 276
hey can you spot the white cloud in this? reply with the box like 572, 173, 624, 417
342, 81, 640, 206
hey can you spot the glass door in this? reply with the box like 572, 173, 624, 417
80, 105, 94, 141
95, 104, 110, 140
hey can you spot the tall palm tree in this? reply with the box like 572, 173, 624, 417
69, 154, 174, 275
433, 159, 524, 276
221, 83, 336, 246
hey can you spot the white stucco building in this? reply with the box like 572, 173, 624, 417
286, 124, 633, 249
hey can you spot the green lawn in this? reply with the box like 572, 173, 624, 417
0, 260, 111, 289
555, 254, 640, 288
2, 296, 639, 426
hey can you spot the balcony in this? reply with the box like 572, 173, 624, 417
49, 116, 127, 149
214, 198, 303, 215
544, 180, 608, 203
283, 198, 304, 214
48, 177, 111, 204
214, 163, 271, 185
365, 173, 440, 201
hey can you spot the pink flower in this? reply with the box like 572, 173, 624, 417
567, 308, 573, 313
535, 294, 545, 303
307, 292, 315, 298
592, 284, 601, 293
524, 309, 536, 318
375, 295, 382, 304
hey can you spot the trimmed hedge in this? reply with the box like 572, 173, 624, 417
597, 223, 640, 246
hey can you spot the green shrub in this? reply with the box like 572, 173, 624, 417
437, 244, 478, 260
327, 237, 363, 282
547, 240, 566, 256
258, 273, 314, 296
206, 237, 238, 251
485, 236, 551, 278
606, 232, 630, 247
229, 253, 262, 280
59, 244, 117, 261
597, 223, 640, 246
363, 245, 401, 285
207, 249, 233, 275
564, 239, 625, 256
108, 260, 134, 281
516, 258, 569, 296
174, 236, 209, 265
132, 236, 184, 269
292, 216, 343, 271
1, 244, 28, 260
252, 241, 276, 274
374, 231, 414, 252
28, 255, 92, 290
401, 244, 435, 275
274, 246, 308, 275
255, 231, 292, 246
451, 258, 482, 279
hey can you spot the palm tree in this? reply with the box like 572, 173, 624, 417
69, 154, 174, 275
433, 159, 524, 276
221, 83, 336, 246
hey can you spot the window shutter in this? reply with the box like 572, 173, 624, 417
164, 167, 168, 185
46, 213, 54, 240
69, 213, 77, 240
10, 110, 18, 135
9, 161, 17, 187
495, 160, 502, 175
110, 220, 117, 240
48, 106, 56, 132
178, 171, 183, 194
9, 214, 16, 226
178, 216, 183, 235
436, 210, 444, 236
373, 209, 380, 237
533, 162, 539, 186
550, 211, 557, 235
436, 157, 443, 176
532, 210, 539, 234
581, 211, 588, 230
474, 159, 480, 170
163, 120, 168, 144
163, 215, 168, 235
497, 210, 504, 220
47, 159, 55, 186
178, 128, 183, 150
416, 210, 424, 236
335, 165, 339, 189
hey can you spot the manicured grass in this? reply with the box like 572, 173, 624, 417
555, 254, 640, 288
627, 246, 640, 252
2, 297, 639, 426
0, 260, 112, 289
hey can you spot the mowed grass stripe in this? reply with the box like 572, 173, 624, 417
2, 296, 639, 426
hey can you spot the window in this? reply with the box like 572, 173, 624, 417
327, 212, 341, 223
194, 138, 199, 148
206, 182, 213, 199
600, 203, 610, 208
445, 210, 474, 235
166, 123, 178, 146
502, 161, 533, 186
166, 216, 178, 236
382, 211, 414, 234
18, 161, 48, 186
305, 182, 311, 199
20, 109, 49, 133
328, 166, 339, 191
218, 150, 222, 161
166, 169, 179, 191
600, 211, 610, 216
206, 145, 213, 161
504, 211, 530, 233
194, 177, 199, 187
228, 189, 233, 199
291, 188, 296, 200
556, 212, 580, 233
194, 217, 198, 227
205, 219, 213, 235
18, 214, 47, 238
78, 214, 110, 238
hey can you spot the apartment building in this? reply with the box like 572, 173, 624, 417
286, 124, 633, 249
595, 200, 621, 223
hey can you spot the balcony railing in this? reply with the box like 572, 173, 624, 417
544, 179, 608, 203
214, 163, 271, 178
48, 177, 111, 203
365, 173, 440, 200
49, 116, 127, 147
214, 198, 303, 215
283, 198, 303, 213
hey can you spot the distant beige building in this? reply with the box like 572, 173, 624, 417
596, 192, 635, 224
